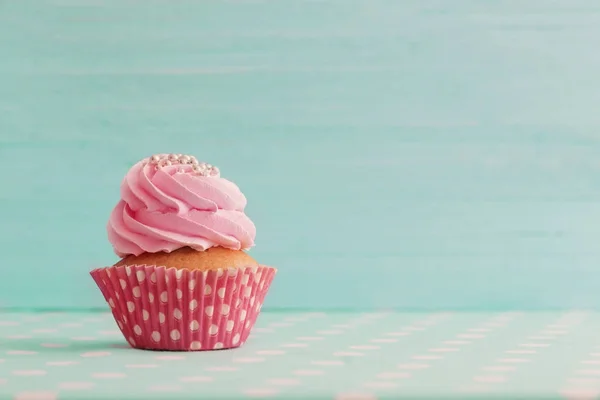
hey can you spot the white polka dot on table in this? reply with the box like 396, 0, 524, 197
126, 364, 158, 369
363, 381, 399, 389
7, 350, 38, 355
179, 376, 214, 382
335, 393, 381, 400
40, 343, 68, 348
148, 385, 182, 392
32, 328, 58, 334
243, 388, 279, 398
255, 350, 286, 355
370, 338, 398, 343
81, 352, 111, 358
280, 343, 308, 348
498, 358, 531, 364
293, 369, 325, 376
58, 382, 96, 390
377, 372, 411, 379
267, 378, 301, 386
412, 355, 442, 360
458, 334, 486, 339
46, 361, 79, 366
506, 350, 536, 355
233, 357, 266, 364
205, 366, 238, 372
429, 347, 459, 353
582, 360, 600, 365
311, 360, 345, 366
350, 345, 381, 350
13, 391, 57, 400
12, 370, 47, 376
334, 351, 364, 357
473, 375, 507, 383
397, 363, 430, 370
71, 337, 96, 341
91, 372, 127, 379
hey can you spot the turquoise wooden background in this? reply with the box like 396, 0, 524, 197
2, 0, 600, 311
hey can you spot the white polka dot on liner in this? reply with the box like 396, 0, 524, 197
221, 304, 230, 315
204, 285, 212, 295
136, 271, 145, 282
232, 334, 240, 345
213, 342, 224, 350
132, 287, 141, 298
208, 325, 219, 335
173, 308, 182, 319
176, 289, 183, 299
159, 313, 166, 324
119, 279, 127, 289
226, 320, 235, 332
190, 341, 202, 350
170, 330, 181, 341
160, 292, 168, 302
205, 306, 214, 317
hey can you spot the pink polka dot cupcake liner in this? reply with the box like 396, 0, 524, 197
90, 264, 276, 351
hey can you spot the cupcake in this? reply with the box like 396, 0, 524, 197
90, 153, 276, 351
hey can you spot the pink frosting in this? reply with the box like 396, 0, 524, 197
107, 159, 256, 257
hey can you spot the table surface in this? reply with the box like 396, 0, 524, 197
1, 311, 600, 399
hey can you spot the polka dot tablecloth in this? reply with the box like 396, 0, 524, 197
1, 311, 599, 399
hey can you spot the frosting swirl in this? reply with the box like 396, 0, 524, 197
107, 157, 256, 257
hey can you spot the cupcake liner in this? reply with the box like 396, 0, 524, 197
90, 264, 276, 351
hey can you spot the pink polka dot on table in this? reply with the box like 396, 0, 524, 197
429, 348, 459, 353
0, 321, 19, 326
32, 328, 58, 334
443, 340, 470, 345
386, 332, 409, 337
80, 352, 111, 358
267, 378, 301, 386
243, 388, 279, 398
148, 385, 182, 392
12, 370, 47, 376
179, 376, 214, 382
281, 343, 308, 348
7, 335, 33, 339
91, 372, 127, 379
578, 370, 600, 376
13, 391, 57, 400
71, 337, 96, 341
316, 330, 343, 335
363, 381, 399, 389
297, 336, 324, 341
233, 357, 266, 364
58, 382, 96, 390
560, 388, 600, 400
520, 343, 550, 348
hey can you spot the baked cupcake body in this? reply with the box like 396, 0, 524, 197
91, 154, 276, 351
